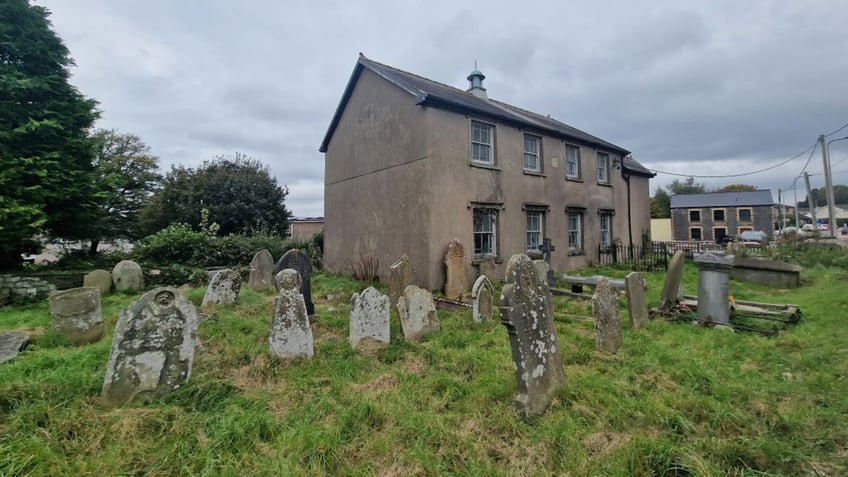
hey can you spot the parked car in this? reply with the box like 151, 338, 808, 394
716, 235, 734, 245
740, 230, 767, 246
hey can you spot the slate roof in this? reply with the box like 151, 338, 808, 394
320, 55, 653, 178
670, 190, 775, 209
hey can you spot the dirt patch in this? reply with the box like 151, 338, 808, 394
230, 354, 287, 393
351, 373, 399, 394
376, 461, 423, 477
582, 432, 631, 457
399, 353, 428, 376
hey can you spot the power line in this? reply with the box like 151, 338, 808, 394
825, 121, 848, 137
650, 142, 817, 179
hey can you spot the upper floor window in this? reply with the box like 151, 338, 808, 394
523, 134, 541, 172
689, 210, 701, 222
738, 208, 752, 222
526, 210, 544, 251
713, 209, 726, 222
597, 152, 610, 184
473, 208, 498, 258
566, 145, 581, 179
471, 121, 494, 165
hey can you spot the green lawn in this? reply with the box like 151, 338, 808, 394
0, 263, 846, 476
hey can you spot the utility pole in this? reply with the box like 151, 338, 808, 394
794, 183, 799, 228
804, 172, 817, 229
778, 189, 785, 231
819, 134, 837, 238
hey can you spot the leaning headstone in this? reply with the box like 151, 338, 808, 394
0, 332, 29, 364
592, 278, 623, 353
248, 249, 275, 291
478, 256, 497, 282
83, 269, 112, 295
397, 285, 440, 341
471, 275, 494, 322
625, 271, 649, 329
273, 249, 314, 315
532, 260, 549, 284
112, 260, 144, 292
201, 268, 242, 307
388, 255, 413, 308
102, 287, 198, 406
269, 269, 314, 360
499, 254, 566, 418
695, 252, 735, 325
349, 287, 390, 350
444, 239, 468, 300
658, 251, 685, 311
48, 287, 104, 345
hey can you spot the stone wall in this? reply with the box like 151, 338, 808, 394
0, 274, 57, 303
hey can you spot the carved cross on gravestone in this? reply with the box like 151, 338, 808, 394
541, 238, 556, 286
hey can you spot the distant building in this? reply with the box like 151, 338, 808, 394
670, 190, 775, 242
289, 217, 324, 241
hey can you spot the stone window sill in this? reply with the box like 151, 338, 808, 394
567, 250, 585, 256
470, 162, 500, 171
566, 177, 583, 183
597, 182, 613, 187
472, 256, 503, 265
523, 170, 546, 177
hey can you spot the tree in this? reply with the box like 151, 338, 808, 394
87, 129, 161, 254
0, 0, 99, 269
138, 154, 291, 237
717, 184, 757, 192
667, 176, 707, 195
650, 187, 671, 218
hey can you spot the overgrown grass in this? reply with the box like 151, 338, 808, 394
0, 265, 846, 476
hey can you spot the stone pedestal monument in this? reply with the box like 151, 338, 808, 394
694, 252, 735, 325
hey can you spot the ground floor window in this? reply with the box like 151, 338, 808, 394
715, 227, 727, 242
690, 227, 702, 241
568, 212, 583, 253
473, 208, 498, 257
600, 213, 613, 248
526, 210, 544, 251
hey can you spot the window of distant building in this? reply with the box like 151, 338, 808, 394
526, 210, 545, 251
600, 212, 613, 248
713, 209, 726, 222
597, 152, 610, 184
689, 210, 701, 222
568, 211, 583, 253
471, 120, 495, 165
738, 208, 752, 222
523, 134, 542, 173
690, 227, 702, 241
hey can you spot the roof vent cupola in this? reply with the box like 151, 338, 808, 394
466, 62, 487, 99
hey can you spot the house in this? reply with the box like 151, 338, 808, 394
670, 190, 775, 242
320, 54, 655, 290
289, 217, 324, 242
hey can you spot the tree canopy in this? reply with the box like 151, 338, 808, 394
717, 184, 758, 192
650, 187, 671, 218
667, 177, 707, 195
0, 0, 99, 268
139, 154, 291, 237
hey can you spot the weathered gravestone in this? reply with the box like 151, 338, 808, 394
83, 269, 112, 295
48, 287, 104, 345
248, 249, 275, 291
471, 275, 494, 322
349, 287, 390, 350
201, 268, 242, 307
397, 285, 440, 341
444, 239, 468, 300
477, 256, 497, 283
269, 269, 314, 360
388, 255, 413, 308
592, 278, 623, 353
695, 252, 734, 325
499, 254, 566, 417
658, 250, 686, 311
625, 271, 649, 329
273, 249, 314, 315
102, 287, 198, 406
0, 332, 29, 364
112, 260, 144, 292
532, 260, 549, 285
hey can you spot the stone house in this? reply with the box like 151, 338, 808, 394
320, 54, 655, 290
670, 190, 775, 242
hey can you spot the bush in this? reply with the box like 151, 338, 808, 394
773, 242, 848, 268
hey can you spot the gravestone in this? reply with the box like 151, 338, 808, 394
477, 256, 497, 282
388, 255, 413, 308
625, 271, 649, 328
592, 278, 623, 353
112, 260, 144, 292
269, 269, 314, 359
471, 275, 494, 322
695, 252, 735, 325
349, 287, 390, 350
499, 254, 566, 417
48, 287, 104, 345
0, 332, 29, 364
83, 269, 112, 295
658, 251, 685, 311
532, 260, 549, 285
273, 249, 314, 315
102, 287, 198, 406
248, 249, 275, 291
444, 239, 468, 300
541, 238, 556, 286
201, 268, 242, 307
397, 285, 440, 341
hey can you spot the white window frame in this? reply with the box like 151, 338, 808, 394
566, 145, 580, 179
523, 134, 541, 172
600, 213, 612, 248
526, 210, 544, 251
471, 121, 494, 165
568, 212, 583, 252
597, 152, 610, 184
473, 208, 498, 258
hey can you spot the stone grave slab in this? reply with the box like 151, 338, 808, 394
625, 271, 649, 329
112, 260, 144, 292
444, 239, 468, 300
471, 275, 494, 322
83, 269, 112, 295
248, 249, 275, 291
0, 332, 29, 364
388, 255, 414, 308
397, 285, 440, 341
593, 277, 623, 353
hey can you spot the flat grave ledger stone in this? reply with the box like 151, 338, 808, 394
48, 287, 104, 345
274, 249, 314, 315
0, 332, 29, 364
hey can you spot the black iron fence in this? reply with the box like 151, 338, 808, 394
598, 241, 768, 270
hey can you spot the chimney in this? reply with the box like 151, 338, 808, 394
466, 62, 487, 99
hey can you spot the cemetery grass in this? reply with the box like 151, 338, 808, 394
0, 268, 845, 476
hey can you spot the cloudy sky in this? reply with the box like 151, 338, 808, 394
37, 0, 848, 216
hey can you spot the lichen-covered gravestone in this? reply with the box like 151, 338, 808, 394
248, 249, 274, 291
499, 254, 566, 417
625, 271, 649, 328
102, 287, 198, 406
658, 250, 686, 311
112, 260, 144, 292
48, 287, 104, 345
83, 269, 112, 295
201, 268, 242, 307
471, 275, 494, 322
592, 277, 623, 353
273, 249, 314, 315
0, 332, 29, 364
397, 285, 440, 341
388, 255, 413, 308
349, 287, 390, 350
444, 239, 468, 300
269, 269, 314, 360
